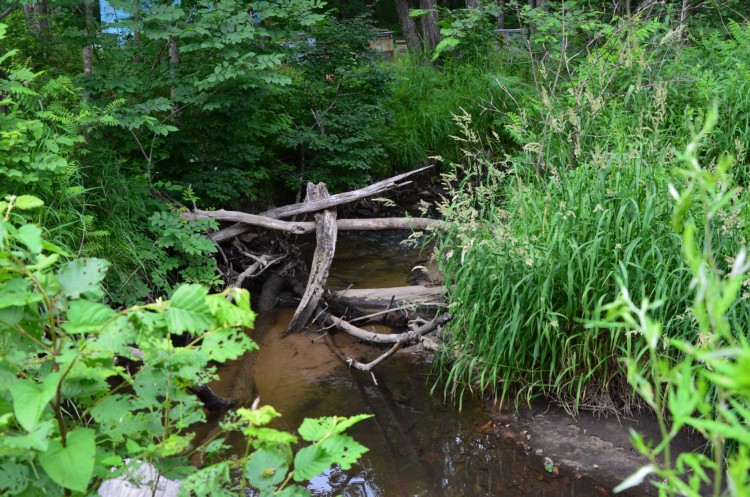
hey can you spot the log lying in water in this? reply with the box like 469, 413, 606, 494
318, 309, 451, 345
326, 285, 446, 315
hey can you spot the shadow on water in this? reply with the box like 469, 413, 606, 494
206, 232, 627, 496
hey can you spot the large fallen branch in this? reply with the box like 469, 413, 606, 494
209, 166, 432, 242
323, 334, 401, 377
183, 210, 448, 235
287, 183, 337, 334
318, 310, 452, 345
326, 285, 446, 315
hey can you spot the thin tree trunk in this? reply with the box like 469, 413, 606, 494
497, 0, 505, 29
82, 1, 97, 100
168, 36, 179, 112
394, 0, 421, 52
466, 0, 482, 8
680, 0, 690, 27
133, 0, 141, 65
418, 0, 440, 52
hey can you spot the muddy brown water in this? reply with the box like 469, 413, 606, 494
206, 232, 635, 497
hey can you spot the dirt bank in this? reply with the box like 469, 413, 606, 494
482, 400, 708, 496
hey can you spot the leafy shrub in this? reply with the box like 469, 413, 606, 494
0, 194, 370, 496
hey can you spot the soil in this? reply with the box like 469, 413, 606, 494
484, 400, 709, 496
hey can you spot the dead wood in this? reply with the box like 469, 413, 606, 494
323, 333, 401, 380
209, 166, 433, 242
286, 183, 338, 334
184, 210, 448, 235
188, 384, 235, 410
325, 285, 446, 316
317, 310, 452, 345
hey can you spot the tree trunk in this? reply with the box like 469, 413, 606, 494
23, 1, 50, 37
418, 0, 441, 52
466, 0, 482, 9
394, 0, 421, 52
168, 36, 179, 101
82, 1, 98, 100
497, 0, 505, 29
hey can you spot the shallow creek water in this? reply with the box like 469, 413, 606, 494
206, 232, 620, 497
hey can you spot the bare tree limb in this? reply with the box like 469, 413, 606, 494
184, 210, 449, 235
323, 333, 401, 378
207, 166, 433, 242
318, 310, 452, 345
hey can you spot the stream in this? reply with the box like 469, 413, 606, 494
206, 232, 621, 497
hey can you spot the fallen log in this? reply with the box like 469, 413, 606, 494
326, 286, 446, 315
286, 183, 337, 334
323, 334, 401, 377
209, 166, 433, 242
318, 310, 452, 345
183, 210, 448, 235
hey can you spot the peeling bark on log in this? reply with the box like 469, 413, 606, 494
184, 210, 448, 235
326, 286, 446, 315
209, 167, 432, 242
286, 183, 338, 334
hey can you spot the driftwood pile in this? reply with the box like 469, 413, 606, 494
184, 166, 452, 379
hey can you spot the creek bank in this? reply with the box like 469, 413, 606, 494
476, 400, 708, 496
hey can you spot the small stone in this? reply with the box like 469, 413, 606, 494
535, 449, 544, 455
526, 434, 532, 440
593, 464, 600, 469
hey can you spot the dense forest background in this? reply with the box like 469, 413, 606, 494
3, 0, 750, 495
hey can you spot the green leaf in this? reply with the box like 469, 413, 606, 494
297, 414, 371, 442
56, 258, 109, 300
16, 224, 42, 254
292, 445, 333, 482
276, 486, 311, 497
10, 373, 61, 432
203, 328, 256, 362
39, 428, 96, 493
14, 195, 44, 210
244, 448, 289, 489
0, 461, 30, 494
165, 284, 214, 335
63, 300, 116, 335
320, 434, 368, 470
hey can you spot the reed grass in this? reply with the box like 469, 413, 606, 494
431, 20, 750, 413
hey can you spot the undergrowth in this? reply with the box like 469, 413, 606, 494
432, 17, 750, 414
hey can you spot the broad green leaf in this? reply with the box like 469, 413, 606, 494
237, 405, 281, 426
297, 415, 371, 442
39, 428, 96, 493
244, 448, 289, 489
0, 461, 30, 494
275, 485, 311, 497
14, 195, 44, 210
56, 258, 109, 300
165, 284, 214, 335
1, 420, 54, 452
10, 372, 61, 432
63, 300, 116, 335
0, 278, 41, 308
320, 434, 368, 470
16, 224, 42, 254
203, 328, 256, 362
292, 445, 333, 482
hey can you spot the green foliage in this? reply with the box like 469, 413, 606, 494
273, 17, 394, 191
607, 111, 750, 496
432, 16, 750, 413
0, 194, 370, 496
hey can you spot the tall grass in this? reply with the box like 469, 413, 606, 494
432, 19, 750, 413
384, 52, 528, 169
